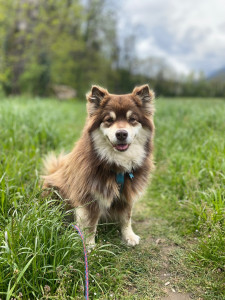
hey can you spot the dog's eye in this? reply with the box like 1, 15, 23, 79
105, 117, 114, 124
129, 117, 137, 123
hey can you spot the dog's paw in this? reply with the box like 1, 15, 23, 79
86, 241, 96, 252
86, 236, 96, 251
123, 232, 140, 246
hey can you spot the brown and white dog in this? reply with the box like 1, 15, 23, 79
42, 85, 155, 247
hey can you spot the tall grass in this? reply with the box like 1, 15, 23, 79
149, 98, 225, 269
0, 97, 224, 298
0, 98, 122, 299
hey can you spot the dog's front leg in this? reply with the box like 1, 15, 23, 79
75, 206, 100, 248
119, 206, 140, 246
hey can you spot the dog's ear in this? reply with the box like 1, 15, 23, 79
132, 84, 155, 115
87, 85, 108, 105
86, 85, 108, 116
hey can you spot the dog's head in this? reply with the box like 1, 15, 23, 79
86, 85, 155, 170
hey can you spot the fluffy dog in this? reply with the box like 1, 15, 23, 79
42, 85, 155, 247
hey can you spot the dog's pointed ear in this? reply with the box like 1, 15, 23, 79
132, 84, 155, 115
87, 85, 108, 105
86, 85, 108, 116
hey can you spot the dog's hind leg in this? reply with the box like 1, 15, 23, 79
75, 205, 100, 248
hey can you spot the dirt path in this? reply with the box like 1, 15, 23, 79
159, 243, 191, 300
132, 201, 192, 300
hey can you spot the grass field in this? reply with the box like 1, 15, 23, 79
0, 97, 224, 299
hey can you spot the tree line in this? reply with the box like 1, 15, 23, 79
0, 0, 224, 98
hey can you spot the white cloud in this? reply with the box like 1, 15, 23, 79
117, 0, 225, 75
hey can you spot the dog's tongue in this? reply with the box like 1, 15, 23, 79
115, 144, 129, 151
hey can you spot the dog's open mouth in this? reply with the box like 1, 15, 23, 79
114, 144, 129, 152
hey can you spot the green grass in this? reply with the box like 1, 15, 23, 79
152, 98, 225, 240
0, 97, 224, 299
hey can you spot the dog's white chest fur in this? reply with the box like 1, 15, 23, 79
94, 192, 114, 213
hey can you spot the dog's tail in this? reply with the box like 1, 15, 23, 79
42, 152, 65, 175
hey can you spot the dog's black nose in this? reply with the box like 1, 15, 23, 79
116, 130, 128, 141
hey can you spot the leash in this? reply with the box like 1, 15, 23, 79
72, 224, 89, 300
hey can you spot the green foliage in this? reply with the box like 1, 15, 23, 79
19, 56, 51, 96
148, 98, 225, 270
0, 0, 116, 97
0, 0, 225, 97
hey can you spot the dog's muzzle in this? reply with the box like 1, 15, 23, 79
114, 130, 129, 151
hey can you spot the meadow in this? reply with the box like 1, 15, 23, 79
0, 97, 224, 299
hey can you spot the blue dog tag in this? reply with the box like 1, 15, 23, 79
128, 172, 134, 180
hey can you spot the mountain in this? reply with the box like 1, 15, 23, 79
208, 67, 225, 81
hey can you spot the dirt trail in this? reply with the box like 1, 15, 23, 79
133, 201, 191, 300
161, 292, 190, 300
159, 243, 191, 300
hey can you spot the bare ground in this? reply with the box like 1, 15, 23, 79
130, 200, 193, 300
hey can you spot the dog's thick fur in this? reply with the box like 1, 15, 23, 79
42, 85, 155, 247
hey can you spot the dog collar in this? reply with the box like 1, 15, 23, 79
116, 172, 134, 193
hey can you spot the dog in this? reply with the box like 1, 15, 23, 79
42, 84, 155, 247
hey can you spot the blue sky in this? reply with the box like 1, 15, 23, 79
115, 0, 225, 76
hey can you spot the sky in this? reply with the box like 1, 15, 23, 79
115, 0, 225, 76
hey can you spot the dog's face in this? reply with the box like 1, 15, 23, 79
86, 85, 155, 171
100, 109, 143, 152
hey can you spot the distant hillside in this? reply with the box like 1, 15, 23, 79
208, 67, 225, 81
